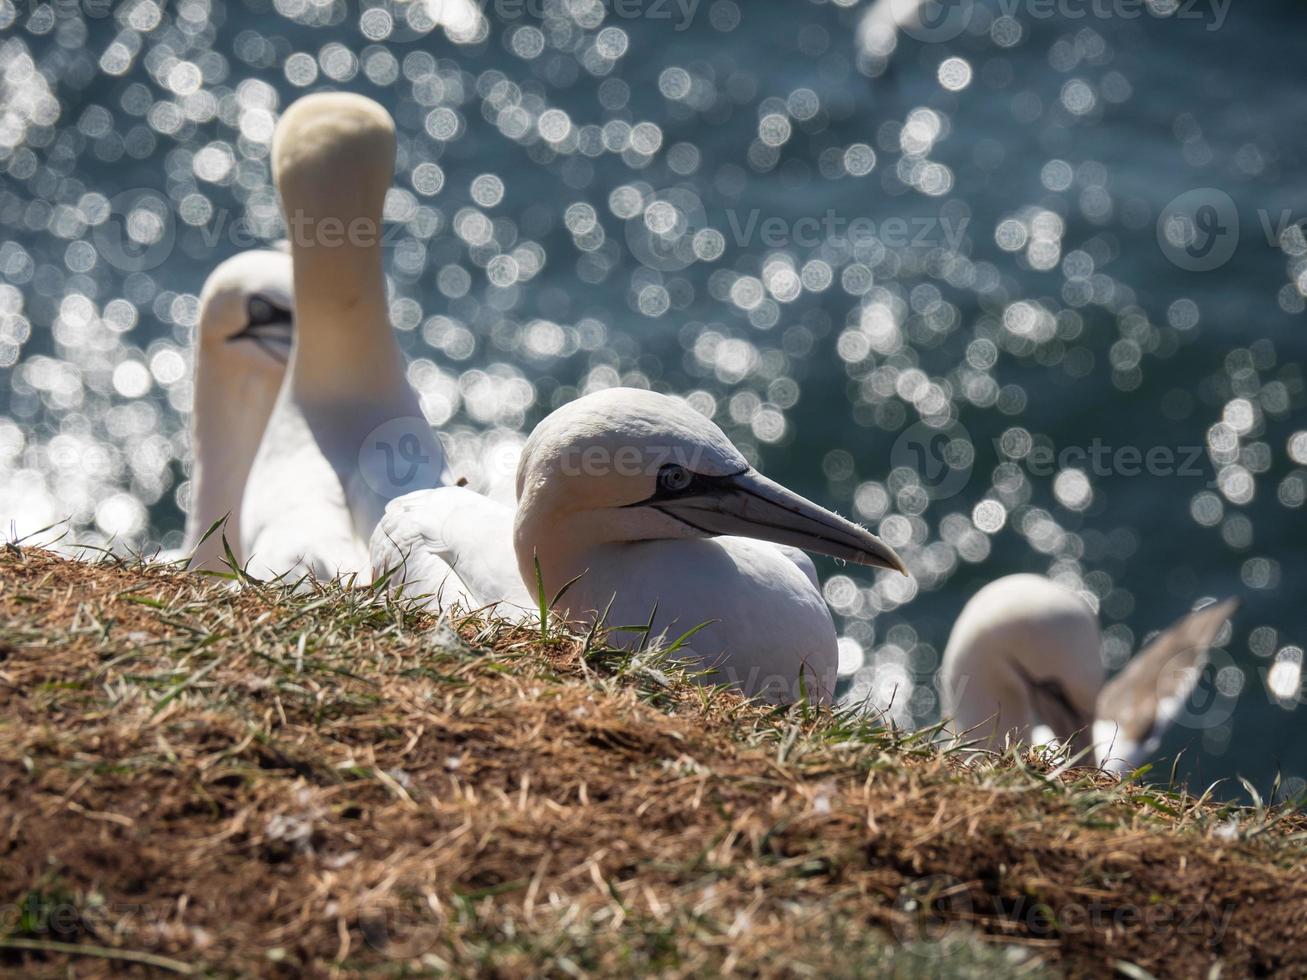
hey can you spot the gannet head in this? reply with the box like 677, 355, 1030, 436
272, 92, 395, 258
515, 387, 907, 575
197, 249, 294, 369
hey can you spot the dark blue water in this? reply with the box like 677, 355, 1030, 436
1, 0, 1303, 799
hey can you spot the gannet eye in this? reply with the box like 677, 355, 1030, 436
246, 295, 291, 327
658, 463, 692, 493
247, 297, 274, 324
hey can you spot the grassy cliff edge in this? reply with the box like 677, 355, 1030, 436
1, 547, 1304, 978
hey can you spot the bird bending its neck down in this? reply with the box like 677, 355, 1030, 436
939, 574, 1237, 774
511, 387, 907, 705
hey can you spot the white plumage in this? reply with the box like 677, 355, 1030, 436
241, 93, 448, 582
371, 487, 534, 621
374, 387, 906, 704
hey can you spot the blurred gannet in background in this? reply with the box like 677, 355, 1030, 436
939, 574, 1238, 774
856, 0, 981, 69
857, 0, 932, 63
374, 387, 907, 703
171, 249, 293, 570
242, 93, 449, 582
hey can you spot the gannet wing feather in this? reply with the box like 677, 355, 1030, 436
1094, 597, 1239, 773
371, 487, 534, 621
770, 543, 820, 589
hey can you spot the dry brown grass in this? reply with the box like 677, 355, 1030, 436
1, 546, 1304, 978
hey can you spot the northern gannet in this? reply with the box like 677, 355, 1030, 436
374, 387, 907, 703
242, 93, 449, 582
175, 248, 293, 570
939, 574, 1238, 774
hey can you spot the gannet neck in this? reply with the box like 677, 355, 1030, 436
945, 660, 1040, 749
273, 92, 407, 400
242, 92, 449, 577
186, 347, 283, 564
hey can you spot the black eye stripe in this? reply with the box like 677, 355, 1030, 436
625, 466, 750, 507
228, 294, 293, 359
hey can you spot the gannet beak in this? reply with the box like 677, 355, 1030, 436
649, 467, 909, 575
